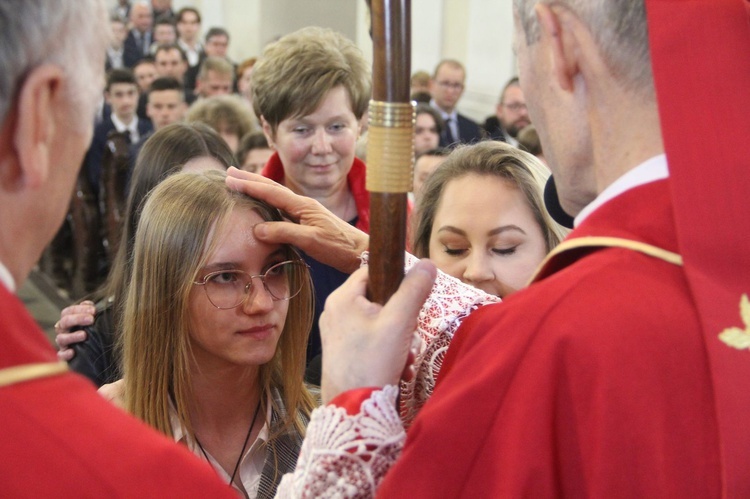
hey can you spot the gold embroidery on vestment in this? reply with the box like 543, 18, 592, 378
0, 361, 68, 388
529, 236, 683, 284
718, 294, 750, 350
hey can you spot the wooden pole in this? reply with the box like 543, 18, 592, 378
366, 0, 413, 305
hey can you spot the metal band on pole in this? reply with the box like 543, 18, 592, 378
367, 0, 412, 305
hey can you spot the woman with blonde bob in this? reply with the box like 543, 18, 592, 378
413, 141, 567, 297
104, 170, 315, 498
252, 27, 399, 377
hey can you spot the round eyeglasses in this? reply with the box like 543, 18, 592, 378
193, 260, 308, 310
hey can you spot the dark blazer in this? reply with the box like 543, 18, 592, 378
482, 115, 511, 143
439, 112, 485, 148
104, 49, 124, 73
152, 8, 177, 24
123, 29, 152, 68
84, 116, 153, 195
257, 388, 311, 498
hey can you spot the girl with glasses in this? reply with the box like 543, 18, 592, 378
56, 123, 233, 386
100, 170, 315, 498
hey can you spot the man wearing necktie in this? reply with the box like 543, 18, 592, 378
429, 59, 484, 148
123, 1, 153, 68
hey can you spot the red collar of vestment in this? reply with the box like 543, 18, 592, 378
260, 152, 371, 233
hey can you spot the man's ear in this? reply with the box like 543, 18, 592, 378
12, 64, 64, 190
260, 116, 276, 150
535, 3, 579, 93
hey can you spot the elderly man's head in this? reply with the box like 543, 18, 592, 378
129, 1, 153, 34
0, 0, 109, 284
511, 0, 653, 215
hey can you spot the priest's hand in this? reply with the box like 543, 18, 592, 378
319, 260, 437, 404
225, 167, 369, 274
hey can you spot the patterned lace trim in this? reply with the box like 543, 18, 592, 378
370, 253, 500, 426
275, 385, 402, 498
275, 254, 499, 497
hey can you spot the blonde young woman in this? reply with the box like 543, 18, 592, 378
100, 171, 315, 498
413, 140, 568, 297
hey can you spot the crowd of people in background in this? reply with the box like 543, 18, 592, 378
47, 0, 550, 326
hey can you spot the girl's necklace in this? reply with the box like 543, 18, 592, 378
195, 398, 263, 490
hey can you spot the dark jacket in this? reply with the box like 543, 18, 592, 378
69, 298, 118, 387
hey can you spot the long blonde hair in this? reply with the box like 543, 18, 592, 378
120, 170, 315, 442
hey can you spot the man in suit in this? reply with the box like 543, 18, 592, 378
0, 1, 237, 495
145, 76, 187, 131
194, 57, 235, 99
84, 69, 153, 195
105, 16, 128, 71
153, 43, 195, 104
149, 17, 177, 53
123, 1, 153, 68
110, 0, 131, 21
483, 77, 531, 146
429, 59, 483, 148
176, 7, 203, 69
151, 0, 176, 24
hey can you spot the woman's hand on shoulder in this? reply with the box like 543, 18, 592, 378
54, 300, 96, 361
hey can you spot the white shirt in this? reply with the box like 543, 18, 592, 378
430, 99, 459, 142
0, 260, 15, 292
106, 47, 124, 69
178, 39, 202, 67
575, 154, 669, 227
503, 129, 519, 148
110, 113, 141, 144
132, 29, 151, 56
171, 401, 270, 498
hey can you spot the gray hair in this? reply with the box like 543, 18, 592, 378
130, 0, 153, 15
513, 0, 653, 96
0, 0, 109, 129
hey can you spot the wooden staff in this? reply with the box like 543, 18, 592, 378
366, 0, 413, 305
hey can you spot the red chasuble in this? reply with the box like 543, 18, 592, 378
0, 284, 234, 497
649, 1, 750, 495
379, 180, 723, 497
376, 1, 750, 496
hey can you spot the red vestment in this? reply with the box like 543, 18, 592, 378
0, 284, 234, 497
378, 180, 725, 497
277, 1, 750, 496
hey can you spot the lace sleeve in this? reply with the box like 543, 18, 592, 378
394, 253, 500, 426
274, 254, 499, 498
275, 386, 402, 498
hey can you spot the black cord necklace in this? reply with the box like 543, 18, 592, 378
194, 398, 263, 490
